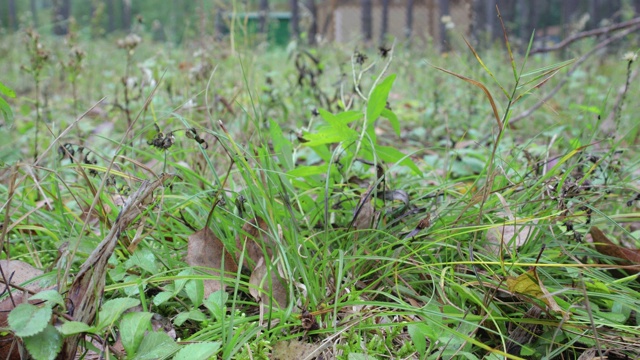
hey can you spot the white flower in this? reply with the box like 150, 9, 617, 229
623, 52, 637, 62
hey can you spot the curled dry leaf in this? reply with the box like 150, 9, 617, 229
589, 226, 640, 276
272, 340, 321, 360
352, 192, 374, 230
0, 260, 45, 360
486, 219, 538, 256
186, 227, 238, 297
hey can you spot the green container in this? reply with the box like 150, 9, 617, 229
222, 11, 292, 47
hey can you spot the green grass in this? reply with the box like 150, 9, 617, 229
1, 26, 640, 360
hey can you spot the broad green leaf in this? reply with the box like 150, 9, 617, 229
173, 342, 221, 360
302, 126, 358, 147
333, 110, 362, 125
120, 312, 154, 357
185, 279, 204, 308
374, 145, 421, 175
287, 164, 330, 177
132, 331, 179, 360
58, 321, 94, 335
23, 324, 62, 360
96, 297, 140, 332
381, 108, 400, 136
367, 74, 396, 122
0, 80, 15, 98
30, 290, 65, 308
408, 323, 433, 358
9, 303, 52, 337
0, 97, 13, 123
174, 309, 206, 326
203, 290, 228, 321
154, 291, 174, 306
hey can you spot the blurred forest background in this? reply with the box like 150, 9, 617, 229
1, 0, 640, 48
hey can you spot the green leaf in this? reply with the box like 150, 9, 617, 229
58, 321, 94, 335
374, 145, 421, 175
153, 291, 174, 306
23, 324, 62, 360
95, 297, 140, 332
287, 164, 330, 177
0, 80, 16, 98
120, 312, 154, 357
173, 309, 206, 326
203, 290, 228, 321
0, 97, 13, 124
9, 303, 52, 337
381, 108, 400, 137
408, 322, 438, 358
185, 279, 204, 308
302, 125, 358, 147
30, 290, 65, 309
366, 74, 396, 122
132, 331, 179, 360
173, 342, 221, 360
269, 119, 293, 170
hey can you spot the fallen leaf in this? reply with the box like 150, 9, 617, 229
186, 227, 238, 297
486, 220, 538, 255
589, 226, 640, 275
236, 217, 274, 271
272, 340, 321, 360
249, 258, 288, 310
351, 192, 374, 230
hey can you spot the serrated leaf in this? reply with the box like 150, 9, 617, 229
95, 297, 140, 332
381, 108, 400, 136
173, 342, 221, 360
374, 145, 421, 175
185, 279, 204, 308
132, 331, 179, 360
9, 303, 52, 337
58, 321, 94, 335
23, 324, 62, 360
367, 74, 396, 122
120, 311, 154, 356
30, 290, 65, 309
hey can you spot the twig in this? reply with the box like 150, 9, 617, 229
510, 24, 640, 124
530, 17, 640, 55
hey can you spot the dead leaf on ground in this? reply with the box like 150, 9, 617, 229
186, 227, 238, 297
0, 260, 45, 360
351, 192, 374, 230
249, 257, 288, 310
272, 340, 322, 360
236, 217, 274, 271
588, 226, 640, 276
486, 219, 538, 255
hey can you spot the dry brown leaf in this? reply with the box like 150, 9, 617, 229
0, 260, 45, 360
272, 340, 320, 360
249, 258, 288, 310
236, 217, 274, 271
589, 226, 640, 275
186, 227, 238, 297
352, 192, 374, 230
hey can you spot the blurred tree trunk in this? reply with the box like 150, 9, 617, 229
635, 0, 640, 15
484, 0, 495, 42
380, 0, 389, 43
528, 0, 538, 39
517, 0, 527, 42
106, 0, 115, 32
291, 0, 299, 39
121, 0, 131, 31
561, 0, 579, 37
259, 0, 269, 33
438, 0, 449, 52
307, 0, 317, 45
361, 0, 372, 41
52, 0, 71, 35
8, 0, 18, 31
406, 0, 414, 39
31, 0, 38, 27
